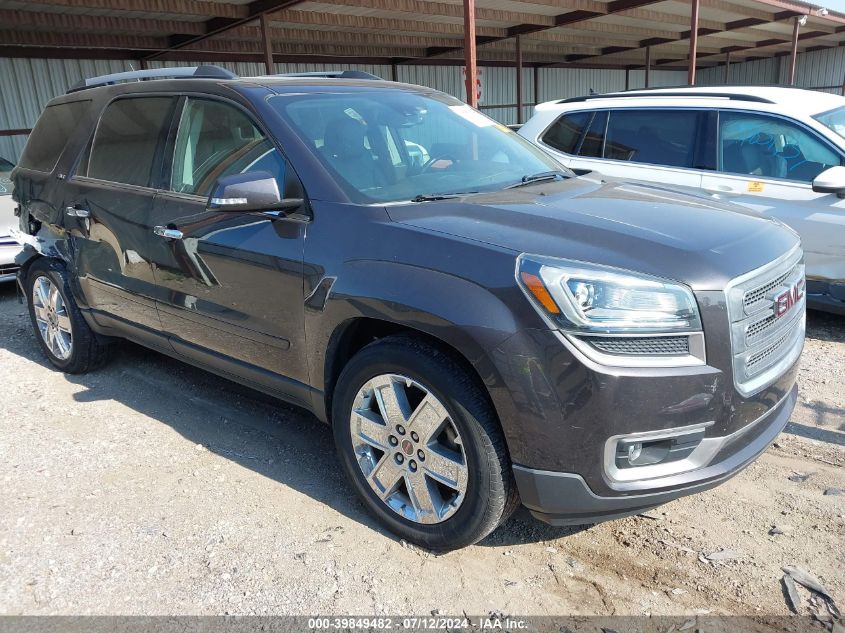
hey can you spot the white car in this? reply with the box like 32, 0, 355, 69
519, 86, 845, 315
0, 157, 21, 283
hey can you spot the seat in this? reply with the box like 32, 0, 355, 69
322, 117, 384, 191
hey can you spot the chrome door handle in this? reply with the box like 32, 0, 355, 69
65, 206, 90, 218
153, 226, 183, 240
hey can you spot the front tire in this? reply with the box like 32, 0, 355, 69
26, 258, 111, 373
332, 336, 518, 551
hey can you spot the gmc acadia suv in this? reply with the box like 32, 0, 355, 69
11, 66, 805, 550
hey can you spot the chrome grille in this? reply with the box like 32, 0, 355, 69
725, 246, 805, 397
585, 336, 689, 356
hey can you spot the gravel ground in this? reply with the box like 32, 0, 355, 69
0, 282, 842, 618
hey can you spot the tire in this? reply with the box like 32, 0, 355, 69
332, 335, 519, 551
26, 258, 111, 374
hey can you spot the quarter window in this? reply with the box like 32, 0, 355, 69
542, 112, 591, 154
718, 111, 841, 182
604, 109, 701, 168
86, 97, 174, 187
19, 100, 89, 173
170, 98, 285, 197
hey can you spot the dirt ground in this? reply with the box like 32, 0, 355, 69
0, 282, 842, 618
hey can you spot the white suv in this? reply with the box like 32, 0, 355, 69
519, 86, 845, 315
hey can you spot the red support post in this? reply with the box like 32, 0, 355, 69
688, 0, 700, 85
644, 46, 651, 88
515, 34, 523, 123
463, 0, 477, 108
260, 13, 274, 75
789, 17, 800, 85
724, 50, 731, 83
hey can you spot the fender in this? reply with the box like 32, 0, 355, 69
305, 256, 542, 425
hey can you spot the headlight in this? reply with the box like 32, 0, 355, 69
516, 254, 702, 334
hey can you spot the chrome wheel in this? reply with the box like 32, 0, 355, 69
350, 373, 468, 525
32, 275, 73, 361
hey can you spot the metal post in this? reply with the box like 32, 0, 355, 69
789, 17, 800, 85
644, 46, 651, 88
260, 13, 274, 75
533, 65, 539, 107
463, 0, 478, 107
688, 0, 700, 85
515, 35, 524, 124
724, 50, 731, 84
625, 68, 630, 90
391, 63, 398, 82
841, 70, 845, 96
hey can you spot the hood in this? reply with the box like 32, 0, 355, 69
385, 175, 800, 291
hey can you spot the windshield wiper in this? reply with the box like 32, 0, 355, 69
411, 191, 478, 202
506, 170, 567, 189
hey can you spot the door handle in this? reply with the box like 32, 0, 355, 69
65, 205, 90, 218
153, 226, 183, 240
703, 185, 740, 195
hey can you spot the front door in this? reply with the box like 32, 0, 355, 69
700, 110, 845, 287
146, 96, 309, 397
64, 95, 177, 333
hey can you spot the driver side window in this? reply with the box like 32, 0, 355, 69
170, 98, 286, 197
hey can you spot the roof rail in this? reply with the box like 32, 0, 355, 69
559, 91, 775, 104
274, 70, 383, 80
67, 65, 238, 94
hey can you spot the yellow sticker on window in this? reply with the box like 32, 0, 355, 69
747, 181, 765, 193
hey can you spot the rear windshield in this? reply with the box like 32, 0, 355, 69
814, 105, 845, 141
19, 100, 89, 173
269, 90, 563, 204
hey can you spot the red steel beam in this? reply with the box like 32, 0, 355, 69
688, 0, 700, 85
789, 16, 800, 85
464, 0, 477, 107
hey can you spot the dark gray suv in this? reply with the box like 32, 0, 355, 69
12, 66, 805, 550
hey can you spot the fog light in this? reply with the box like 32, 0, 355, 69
627, 442, 643, 462
615, 428, 706, 470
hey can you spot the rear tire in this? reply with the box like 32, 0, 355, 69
26, 258, 111, 374
332, 335, 518, 551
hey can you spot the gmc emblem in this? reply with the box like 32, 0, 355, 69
774, 279, 805, 318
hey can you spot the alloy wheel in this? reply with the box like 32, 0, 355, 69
349, 373, 468, 524
32, 275, 73, 361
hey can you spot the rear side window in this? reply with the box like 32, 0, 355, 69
86, 97, 174, 187
19, 100, 89, 173
604, 109, 701, 168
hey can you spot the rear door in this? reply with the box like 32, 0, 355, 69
147, 96, 309, 395
700, 110, 845, 288
63, 96, 177, 332
539, 108, 710, 190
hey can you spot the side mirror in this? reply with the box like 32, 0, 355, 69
207, 171, 304, 214
812, 166, 845, 195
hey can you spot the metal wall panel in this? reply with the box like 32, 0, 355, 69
11, 52, 842, 165
697, 56, 781, 86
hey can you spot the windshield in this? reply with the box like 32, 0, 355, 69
270, 90, 567, 203
0, 157, 13, 196
814, 105, 845, 141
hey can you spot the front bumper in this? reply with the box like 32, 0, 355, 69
806, 278, 845, 315
0, 243, 21, 282
514, 383, 796, 525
